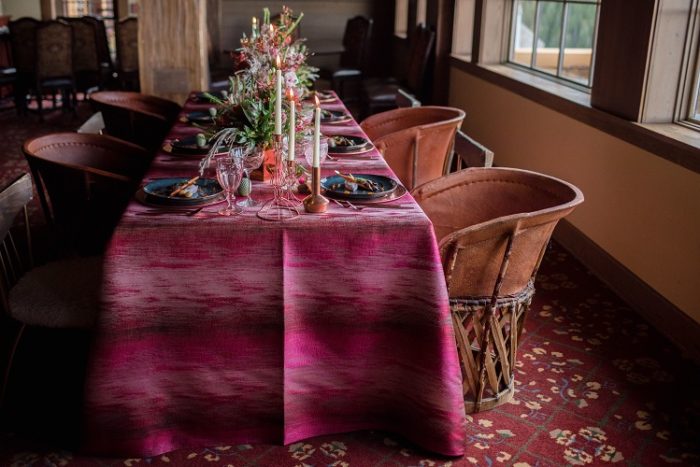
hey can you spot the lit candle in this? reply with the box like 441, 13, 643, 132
313, 94, 321, 168
287, 88, 295, 161
274, 54, 282, 136
251, 17, 258, 38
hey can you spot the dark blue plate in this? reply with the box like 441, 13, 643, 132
181, 111, 215, 124
321, 109, 352, 124
321, 174, 398, 200
142, 178, 222, 206
163, 135, 211, 156
327, 135, 372, 154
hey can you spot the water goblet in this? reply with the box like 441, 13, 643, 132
302, 136, 329, 168
215, 154, 244, 216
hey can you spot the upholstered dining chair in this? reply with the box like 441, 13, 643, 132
360, 106, 465, 190
35, 20, 77, 120
321, 16, 373, 101
448, 130, 494, 171
116, 17, 139, 90
90, 90, 181, 151
361, 24, 435, 116
23, 132, 151, 255
58, 17, 102, 96
81, 15, 114, 86
0, 173, 101, 406
8, 17, 40, 115
412, 167, 584, 413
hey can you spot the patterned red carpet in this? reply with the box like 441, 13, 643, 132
0, 104, 699, 466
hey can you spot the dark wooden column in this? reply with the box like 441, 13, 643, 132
431, 0, 455, 105
590, 0, 656, 121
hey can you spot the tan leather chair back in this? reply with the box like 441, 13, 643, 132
90, 91, 181, 151
23, 133, 151, 254
412, 167, 584, 297
361, 106, 465, 189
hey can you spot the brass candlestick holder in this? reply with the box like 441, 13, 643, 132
303, 166, 329, 213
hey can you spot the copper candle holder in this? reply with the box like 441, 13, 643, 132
303, 166, 328, 213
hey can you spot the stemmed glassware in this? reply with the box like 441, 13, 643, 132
235, 146, 265, 207
215, 153, 244, 216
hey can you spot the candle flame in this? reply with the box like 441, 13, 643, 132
276, 54, 281, 69
252, 16, 257, 24
287, 88, 295, 100
314, 95, 320, 107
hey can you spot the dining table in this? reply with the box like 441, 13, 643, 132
81, 91, 467, 458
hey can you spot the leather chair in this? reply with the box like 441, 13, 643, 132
90, 90, 181, 151
0, 173, 100, 406
360, 106, 465, 190
320, 16, 373, 102
116, 18, 139, 90
412, 167, 583, 412
448, 130, 494, 171
8, 17, 40, 115
35, 20, 77, 120
362, 24, 435, 116
23, 133, 151, 255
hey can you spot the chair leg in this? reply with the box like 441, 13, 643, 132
0, 322, 26, 409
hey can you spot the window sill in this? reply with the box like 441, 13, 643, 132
450, 57, 700, 174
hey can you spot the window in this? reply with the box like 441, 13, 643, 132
683, 9, 700, 126
61, 0, 117, 58
394, 0, 409, 38
452, 0, 476, 61
508, 0, 600, 88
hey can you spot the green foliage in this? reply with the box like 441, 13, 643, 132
233, 97, 276, 149
518, 0, 596, 49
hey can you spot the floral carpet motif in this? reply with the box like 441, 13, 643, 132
0, 105, 699, 466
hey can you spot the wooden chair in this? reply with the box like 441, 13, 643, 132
448, 130, 494, 171
412, 168, 583, 412
0, 173, 101, 405
35, 20, 77, 120
116, 17, 139, 90
23, 133, 151, 255
90, 90, 181, 151
362, 24, 435, 116
8, 17, 40, 116
360, 106, 465, 190
395, 88, 421, 108
321, 16, 373, 102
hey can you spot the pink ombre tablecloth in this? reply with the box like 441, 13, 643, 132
81, 93, 466, 457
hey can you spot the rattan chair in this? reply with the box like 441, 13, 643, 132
35, 20, 77, 120
0, 173, 101, 405
116, 17, 139, 90
360, 106, 465, 190
412, 167, 583, 412
90, 90, 181, 151
23, 133, 151, 255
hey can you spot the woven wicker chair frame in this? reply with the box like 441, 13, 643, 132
413, 167, 584, 413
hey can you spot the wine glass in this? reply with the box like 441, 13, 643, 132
215, 154, 244, 216
235, 146, 265, 207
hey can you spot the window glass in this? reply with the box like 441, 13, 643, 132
509, 0, 600, 88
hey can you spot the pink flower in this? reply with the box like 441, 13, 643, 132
284, 71, 298, 87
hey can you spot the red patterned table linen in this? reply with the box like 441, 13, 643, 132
81, 92, 466, 457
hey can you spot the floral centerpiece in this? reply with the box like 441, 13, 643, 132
200, 6, 318, 178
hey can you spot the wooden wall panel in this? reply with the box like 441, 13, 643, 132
138, 0, 209, 104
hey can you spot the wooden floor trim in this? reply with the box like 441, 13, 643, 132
553, 219, 700, 363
